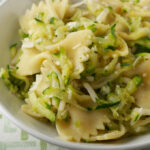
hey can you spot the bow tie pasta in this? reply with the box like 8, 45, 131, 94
2, 0, 150, 143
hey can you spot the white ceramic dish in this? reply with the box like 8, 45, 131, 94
0, 0, 150, 149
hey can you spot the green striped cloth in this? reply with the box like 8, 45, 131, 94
0, 111, 68, 150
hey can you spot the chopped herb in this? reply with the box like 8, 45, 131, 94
122, 8, 127, 13
135, 44, 150, 54
88, 24, 95, 28
47, 72, 60, 87
107, 6, 113, 10
60, 47, 65, 54
133, 75, 142, 87
88, 24, 97, 32
23, 33, 29, 38
92, 28, 97, 32
53, 96, 61, 103
145, 36, 150, 41
10, 43, 17, 49
38, 12, 44, 18
111, 24, 117, 39
94, 51, 98, 54
105, 45, 115, 51
19, 30, 29, 39
105, 124, 110, 131
50, 17, 56, 24
69, 28, 78, 32
75, 121, 80, 128
42, 87, 49, 95
53, 52, 60, 56
87, 107, 93, 111
34, 18, 43, 23
81, 67, 96, 78
87, 67, 95, 75
84, 140, 90, 143
88, 42, 94, 49
134, 114, 140, 122
64, 114, 70, 122
121, 62, 131, 66
65, 77, 70, 86
96, 98, 101, 102
95, 101, 120, 110
133, 0, 140, 4
99, 36, 105, 39
126, 75, 142, 94
92, 73, 96, 77
87, 100, 120, 110
45, 102, 51, 110
10, 43, 17, 59
120, 0, 128, 2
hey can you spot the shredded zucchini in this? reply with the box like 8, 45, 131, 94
1, 0, 150, 142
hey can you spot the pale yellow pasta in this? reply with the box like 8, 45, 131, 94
20, 0, 69, 32
89, 125, 126, 141
56, 105, 110, 141
118, 28, 150, 41
35, 59, 63, 95
17, 48, 49, 76
129, 56, 150, 109
45, 30, 92, 78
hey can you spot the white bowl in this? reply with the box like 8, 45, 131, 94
0, 0, 150, 149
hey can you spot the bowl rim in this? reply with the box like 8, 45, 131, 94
0, 0, 150, 150
0, 104, 150, 150
0, 0, 6, 6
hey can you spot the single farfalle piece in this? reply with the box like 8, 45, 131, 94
45, 0, 69, 19
89, 124, 126, 141
36, 58, 63, 96
17, 48, 49, 76
132, 55, 150, 109
46, 30, 93, 79
56, 105, 110, 142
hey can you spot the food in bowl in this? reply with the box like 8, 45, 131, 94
1, 0, 150, 142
